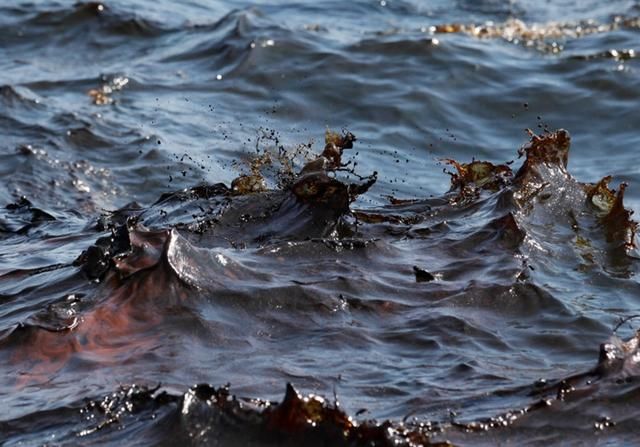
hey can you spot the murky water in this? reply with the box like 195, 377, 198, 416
1, 1, 640, 445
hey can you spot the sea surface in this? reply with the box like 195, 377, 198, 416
1, 0, 640, 445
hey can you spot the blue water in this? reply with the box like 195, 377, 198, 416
1, 1, 640, 445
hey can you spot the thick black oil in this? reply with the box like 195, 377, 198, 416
1, 1, 640, 445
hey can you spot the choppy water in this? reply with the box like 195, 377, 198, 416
1, 0, 640, 445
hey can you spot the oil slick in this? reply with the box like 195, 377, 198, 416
1, 128, 638, 445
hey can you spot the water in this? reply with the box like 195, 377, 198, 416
1, 0, 640, 445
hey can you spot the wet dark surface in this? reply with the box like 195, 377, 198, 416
1, 1, 640, 445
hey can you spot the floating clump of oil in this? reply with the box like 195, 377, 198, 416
442, 158, 513, 203
429, 15, 640, 53
88, 75, 129, 105
586, 176, 637, 249
61, 326, 640, 445
438, 128, 636, 252
230, 129, 376, 212
75, 382, 452, 446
